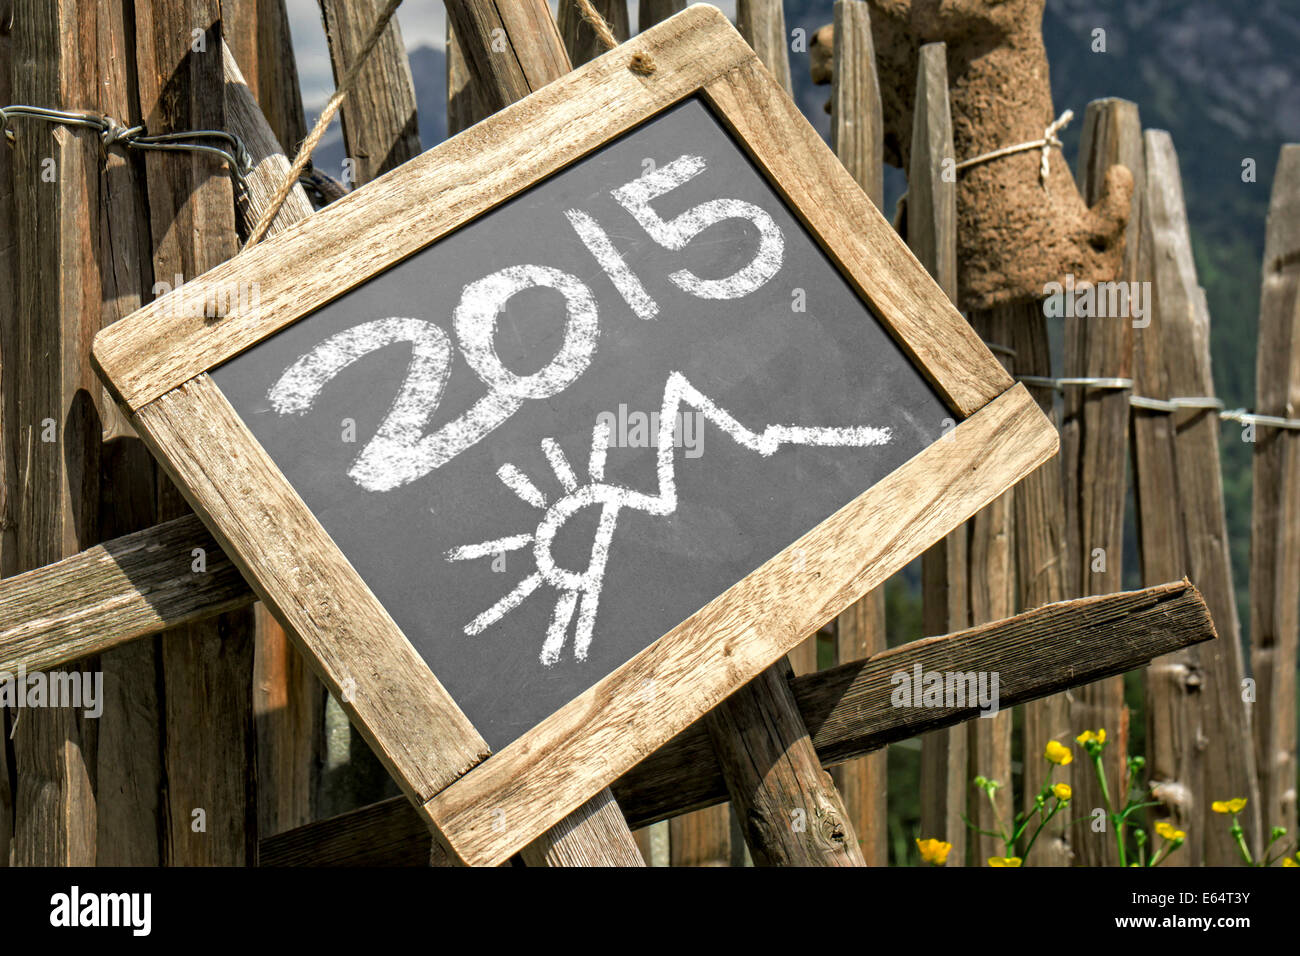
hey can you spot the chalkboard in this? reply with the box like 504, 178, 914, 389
210, 96, 949, 749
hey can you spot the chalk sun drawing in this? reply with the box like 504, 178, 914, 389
447, 372, 893, 667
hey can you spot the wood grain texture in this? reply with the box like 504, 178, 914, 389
830, 0, 882, 209
1134, 130, 1260, 865
1067, 97, 1141, 866
0, 0, 14, 867
520, 789, 645, 866
908, 41, 966, 865
735, 0, 791, 94
445, 22, 482, 137
834, 587, 886, 864
93, 7, 1010, 421
706, 660, 864, 866
7, 0, 103, 866
129, 376, 490, 804
1249, 143, 1300, 840
1002, 299, 1072, 868
442, 0, 570, 114
319, 0, 421, 183
421, 384, 1058, 867
637, 0, 685, 30
219, 0, 307, 154
134, 0, 260, 866
0, 513, 247, 672
261, 581, 1215, 865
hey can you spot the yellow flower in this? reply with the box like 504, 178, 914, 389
1283, 857, 1298, 867
1052, 783, 1072, 801
1044, 740, 1073, 765
988, 856, 1022, 867
1076, 729, 1107, 745
1211, 798, 1248, 814
916, 838, 952, 865
1155, 821, 1186, 842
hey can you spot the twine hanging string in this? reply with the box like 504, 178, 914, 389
244, 0, 405, 248
574, 0, 619, 51
955, 109, 1074, 187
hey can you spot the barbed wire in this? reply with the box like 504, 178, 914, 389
0, 104, 252, 197
1014, 374, 1300, 431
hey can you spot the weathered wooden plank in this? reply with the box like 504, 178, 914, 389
319, 0, 420, 184
260, 582, 1215, 865
0, 0, 17, 868
965, 307, 1017, 868
421, 384, 1058, 867
735, 0, 791, 94
705, 661, 864, 866
8, 0, 104, 866
219, 0, 307, 154
829, 0, 882, 210
1134, 130, 1260, 865
1249, 143, 1300, 841
637, 0, 684, 30
1003, 298, 1072, 868
445, 22, 481, 137
909, 41, 966, 866
442, 0, 570, 114
1066, 97, 1141, 866
133, 0, 260, 866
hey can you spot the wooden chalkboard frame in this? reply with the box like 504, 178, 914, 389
92, 5, 1057, 866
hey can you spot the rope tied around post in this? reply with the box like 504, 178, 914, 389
955, 109, 1073, 186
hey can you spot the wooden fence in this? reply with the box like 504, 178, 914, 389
0, 0, 1294, 866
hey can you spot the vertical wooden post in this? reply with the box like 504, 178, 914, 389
1134, 129, 1260, 865
446, 22, 481, 138
705, 662, 864, 866
0, 0, 16, 868
558, 0, 629, 67
827, 0, 886, 866
1249, 143, 1300, 841
1067, 97, 1141, 866
735, 0, 791, 94
964, 306, 1016, 867
7, 0, 106, 867
319, 0, 420, 184
1002, 299, 1071, 867
638, 0, 684, 31
218, 0, 307, 153
910, 41, 966, 866
133, 0, 259, 865
88, 0, 168, 867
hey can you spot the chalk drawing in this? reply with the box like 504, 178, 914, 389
447, 372, 892, 666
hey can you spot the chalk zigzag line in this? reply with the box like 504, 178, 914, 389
447, 371, 893, 665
